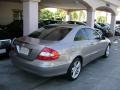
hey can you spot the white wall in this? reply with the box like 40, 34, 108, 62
0, 1, 22, 25
116, 8, 120, 20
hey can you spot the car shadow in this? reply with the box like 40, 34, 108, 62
0, 54, 9, 60
4, 56, 109, 90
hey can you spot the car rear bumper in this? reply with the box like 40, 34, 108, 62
10, 54, 69, 77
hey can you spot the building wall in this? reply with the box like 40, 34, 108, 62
0, 1, 119, 25
0, 1, 22, 25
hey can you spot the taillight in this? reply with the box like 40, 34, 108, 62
37, 47, 60, 61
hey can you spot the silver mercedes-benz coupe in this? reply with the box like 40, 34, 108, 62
10, 24, 111, 81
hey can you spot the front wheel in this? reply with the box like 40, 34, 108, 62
66, 58, 81, 81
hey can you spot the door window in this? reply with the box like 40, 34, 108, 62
74, 29, 88, 41
84, 28, 100, 40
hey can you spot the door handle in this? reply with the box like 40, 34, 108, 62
71, 45, 75, 52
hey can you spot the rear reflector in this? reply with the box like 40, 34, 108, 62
37, 47, 60, 61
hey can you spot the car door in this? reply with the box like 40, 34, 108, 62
73, 28, 98, 65
84, 28, 106, 62
94, 28, 108, 54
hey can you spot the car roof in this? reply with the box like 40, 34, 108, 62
44, 24, 87, 29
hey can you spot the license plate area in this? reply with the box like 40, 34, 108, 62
17, 45, 30, 55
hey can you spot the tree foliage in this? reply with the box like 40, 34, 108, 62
39, 9, 54, 20
71, 11, 78, 21
39, 9, 66, 20
54, 9, 66, 20
97, 16, 107, 23
39, 9, 87, 21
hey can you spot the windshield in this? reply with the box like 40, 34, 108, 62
28, 27, 72, 41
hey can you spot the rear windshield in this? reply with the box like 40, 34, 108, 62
28, 27, 72, 41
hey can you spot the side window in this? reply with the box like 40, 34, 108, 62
85, 28, 100, 40
74, 29, 87, 41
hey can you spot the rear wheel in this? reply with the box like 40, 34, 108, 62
66, 58, 81, 81
104, 45, 110, 58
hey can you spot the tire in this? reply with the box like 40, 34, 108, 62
66, 58, 81, 81
103, 45, 110, 58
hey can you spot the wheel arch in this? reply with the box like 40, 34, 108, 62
74, 55, 83, 66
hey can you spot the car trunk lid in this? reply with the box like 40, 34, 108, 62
14, 36, 58, 61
